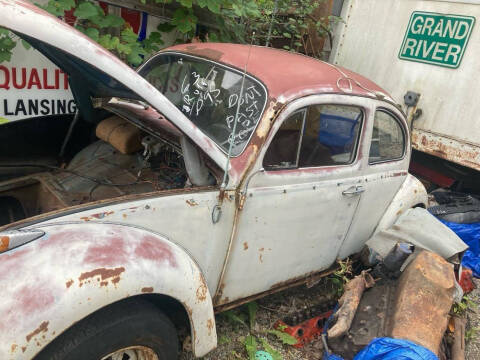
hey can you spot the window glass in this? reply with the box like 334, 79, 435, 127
369, 110, 405, 163
298, 105, 362, 167
138, 54, 267, 156
263, 111, 304, 169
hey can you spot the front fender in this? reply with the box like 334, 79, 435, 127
0, 222, 216, 359
373, 174, 428, 235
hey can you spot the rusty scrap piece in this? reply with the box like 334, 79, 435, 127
388, 251, 455, 355
328, 271, 375, 339
452, 316, 466, 360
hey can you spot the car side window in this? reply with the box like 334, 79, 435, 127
263, 104, 363, 169
369, 110, 405, 163
263, 110, 305, 169
298, 105, 362, 167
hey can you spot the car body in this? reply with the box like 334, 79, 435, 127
0, 0, 428, 358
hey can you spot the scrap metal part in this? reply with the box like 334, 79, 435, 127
327, 271, 375, 339
388, 251, 456, 355
452, 316, 466, 360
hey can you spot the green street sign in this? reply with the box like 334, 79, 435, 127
399, 11, 475, 69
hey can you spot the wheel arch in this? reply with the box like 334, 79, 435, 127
373, 174, 428, 235
0, 222, 217, 359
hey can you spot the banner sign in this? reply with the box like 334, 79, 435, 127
0, 0, 169, 124
399, 11, 475, 69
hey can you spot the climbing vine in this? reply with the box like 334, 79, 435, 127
0, 0, 339, 66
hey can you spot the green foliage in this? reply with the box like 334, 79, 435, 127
1, 0, 342, 68
218, 334, 231, 345
259, 337, 283, 360
222, 309, 248, 329
0, 27, 16, 63
466, 326, 480, 342
244, 335, 257, 360
453, 295, 477, 315
266, 329, 298, 345
247, 302, 258, 330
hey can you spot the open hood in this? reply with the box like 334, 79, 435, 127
0, 0, 227, 170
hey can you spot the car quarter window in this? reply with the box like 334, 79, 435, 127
263, 104, 363, 170
368, 110, 405, 164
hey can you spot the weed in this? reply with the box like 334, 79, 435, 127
266, 329, 298, 345
260, 337, 283, 360
453, 295, 477, 315
247, 302, 258, 330
466, 327, 480, 342
244, 335, 257, 360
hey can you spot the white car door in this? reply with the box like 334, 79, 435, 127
338, 104, 411, 258
216, 95, 372, 305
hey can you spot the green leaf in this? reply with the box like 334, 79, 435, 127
21, 39, 31, 50
283, 32, 291, 38
247, 302, 258, 330
121, 27, 139, 43
222, 310, 248, 328
171, 8, 197, 34
116, 42, 131, 55
85, 27, 99, 42
0, 27, 9, 36
74, 1, 102, 20
104, 14, 125, 27
0, 50, 13, 63
178, 0, 192, 7
267, 329, 298, 345
98, 34, 120, 50
259, 338, 283, 360
244, 335, 257, 360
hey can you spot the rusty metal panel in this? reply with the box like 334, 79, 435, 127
388, 251, 456, 355
412, 128, 480, 171
0, 223, 217, 359
330, 0, 480, 170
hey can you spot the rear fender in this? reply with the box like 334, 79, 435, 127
373, 174, 428, 235
0, 222, 216, 359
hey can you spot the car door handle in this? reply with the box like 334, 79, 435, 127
342, 185, 365, 196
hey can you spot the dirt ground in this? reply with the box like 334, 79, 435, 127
466, 279, 480, 360
180, 277, 480, 360
180, 278, 340, 360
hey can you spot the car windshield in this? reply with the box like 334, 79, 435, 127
138, 53, 267, 156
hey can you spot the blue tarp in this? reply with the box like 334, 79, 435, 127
353, 338, 438, 360
441, 221, 480, 277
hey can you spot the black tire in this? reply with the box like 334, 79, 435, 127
36, 297, 179, 360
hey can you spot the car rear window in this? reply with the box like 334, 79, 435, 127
138, 53, 267, 156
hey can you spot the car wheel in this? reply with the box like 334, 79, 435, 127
36, 298, 179, 360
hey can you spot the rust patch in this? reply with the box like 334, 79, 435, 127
141, 287, 154, 293
21, 346, 26, 353
26, 321, 49, 342
183, 46, 224, 61
11, 344, 17, 353
259, 254, 264, 263
196, 275, 208, 302
65, 279, 74, 288
0, 235, 9, 252
186, 199, 198, 207
78, 267, 125, 287
243, 242, 248, 250
396, 209, 403, 216
207, 318, 214, 336
80, 216, 91, 222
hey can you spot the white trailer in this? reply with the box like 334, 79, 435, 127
330, 0, 480, 188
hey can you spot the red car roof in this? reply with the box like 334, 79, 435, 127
166, 43, 391, 102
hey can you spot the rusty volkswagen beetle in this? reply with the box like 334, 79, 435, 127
0, 0, 427, 359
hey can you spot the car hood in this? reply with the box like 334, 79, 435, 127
0, 0, 227, 170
